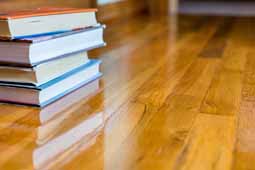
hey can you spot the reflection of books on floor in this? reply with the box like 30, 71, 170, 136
39, 79, 101, 124
0, 7, 105, 107
37, 128, 101, 170
0, 78, 105, 169
0, 111, 106, 170
0, 78, 101, 131
33, 111, 104, 169
36, 86, 102, 145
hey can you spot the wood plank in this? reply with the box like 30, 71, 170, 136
242, 52, 255, 101
233, 38, 255, 170
234, 152, 255, 170
134, 19, 220, 109
234, 100, 255, 170
174, 114, 236, 170
220, 19, 251, 72
97, 0, 147, 22
88, 25, 222, 169
48, 17, 220, 170
94, 95, 199, 170
199, 18, 233, 58
200, 69, 242, 115
234, 27, 255, 169
199, 20, 250, 116
172, 58, 220, 102
1, 15, 255, 170
0, 16, 219, 170
106, 51, 222, 170
59, 101, 147, 170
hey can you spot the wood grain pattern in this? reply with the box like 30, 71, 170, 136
174, 114, 236, 170
200, 19, 249, 116
0, 14, 254, 170
200, 68, 242, 115
234, 20, 255, 169
97, 0, 147, 22
146, 0, 170, 15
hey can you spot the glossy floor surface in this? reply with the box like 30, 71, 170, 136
0, 15, 254, 170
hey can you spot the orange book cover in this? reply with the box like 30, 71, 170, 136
0, 7, 97, 20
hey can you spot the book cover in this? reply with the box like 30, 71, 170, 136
0, 7, 97, 20
0, 59, 102, 90
0, 25, 104, 43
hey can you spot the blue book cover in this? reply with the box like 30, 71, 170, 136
0, 59, 102, 107
40, 72, 102, 107
0, 59, 101, 89
14, 25, 104, 43
0, 25, 106, 67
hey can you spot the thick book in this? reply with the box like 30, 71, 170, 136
0, 7, 98, 39
0, 26, 105, 66
0, 51, 89, 86
0, 59, 102, 107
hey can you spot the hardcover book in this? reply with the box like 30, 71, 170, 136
0, 59, 102, 107
0, 26, 105, 66
0, 7, 98, 39
0, 51, 89, 86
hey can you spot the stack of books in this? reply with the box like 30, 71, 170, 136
0, 7, 105, 107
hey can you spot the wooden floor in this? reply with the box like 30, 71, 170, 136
0, 14, 254, 170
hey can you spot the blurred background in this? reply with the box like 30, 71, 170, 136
2, 0, 254, 23
1, 0, 254, 23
